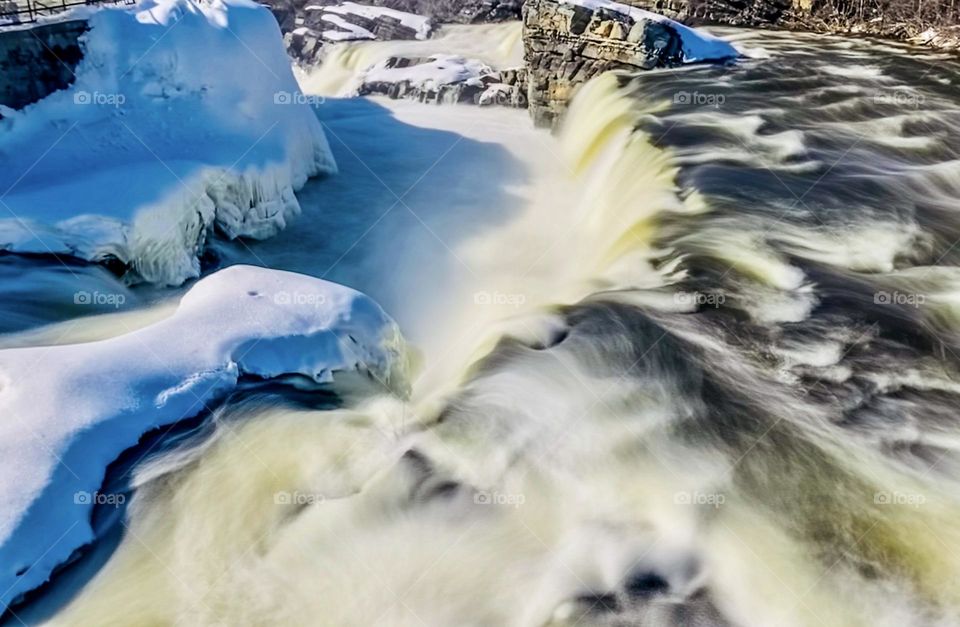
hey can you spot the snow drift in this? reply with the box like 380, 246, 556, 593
0, 0, 336, 286
0, 265, 408, 612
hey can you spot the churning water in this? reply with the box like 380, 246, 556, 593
8, 24, 960, 627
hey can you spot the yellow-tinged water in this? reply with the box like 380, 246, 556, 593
37, 26, 960, 627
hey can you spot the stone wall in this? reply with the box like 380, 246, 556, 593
523, 0, 688, 127
0, 20, 87, 111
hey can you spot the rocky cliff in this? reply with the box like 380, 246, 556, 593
522, 0, 735, 127
0, 20, 86, 112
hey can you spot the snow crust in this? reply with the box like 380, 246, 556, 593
0, 0, 337, 286
559, 0, 739, 62
0, 265, 407, 611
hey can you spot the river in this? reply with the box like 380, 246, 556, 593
5, 23, 960, 627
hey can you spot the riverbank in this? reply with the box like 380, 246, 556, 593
772, 14, 960, 52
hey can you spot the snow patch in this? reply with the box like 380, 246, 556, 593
0, 0, 337, 286
0, 265, 408, 611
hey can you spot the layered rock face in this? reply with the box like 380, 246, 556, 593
0, 20, 87, 111
523, 0, 686, 127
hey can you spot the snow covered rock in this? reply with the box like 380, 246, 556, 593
0, 0, 337, 286
912, 25, 960, 50
321, 2, 433, 40
478, 81, 528, 108
557, 0, 739, 62
285, 2, 434, 64
358, 54, 491, 102
523, 0, 739, 126
0, 265, 408, 612
269, 0, 520, 30
357, 55, 528, 108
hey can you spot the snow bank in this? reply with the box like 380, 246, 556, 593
322, 2, 432, 40
560, 0, 738, 62
0, 0, 337, 286
0, 265, 408, 611
362, 54, 494, 91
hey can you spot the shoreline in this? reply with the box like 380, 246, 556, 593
733, 19, 960, 52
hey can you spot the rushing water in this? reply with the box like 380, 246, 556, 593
7, 24, 960, 627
